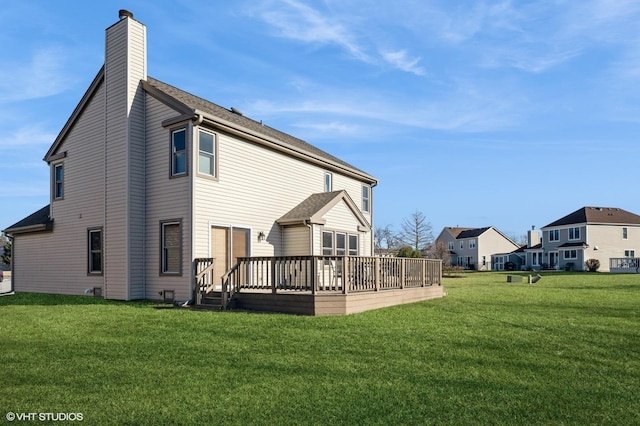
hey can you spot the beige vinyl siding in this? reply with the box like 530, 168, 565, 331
144, 96, 192, 301
323, 200, 360, 232
104, 16, 147, 300
192, 127, 372, 262
14, 83, 107, 295
332, 173, 372, 222
584, 224, 640, 272
282, 225, 311, 256
478, 229, 519, 271
127, 23, 147, 299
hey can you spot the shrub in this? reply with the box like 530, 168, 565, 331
585, 258, 600, 272
396, 246, 422, 258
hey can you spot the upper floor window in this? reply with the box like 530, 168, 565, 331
448, 242, 454, 251
324, 173, 332, 192
460, 241, 464, 250
362, 185, 370, 213
623, 227, 628, 240
469, 240, 476, 249
569, 227, 580, 240
161, 220, 182, 274
88, 228, 103, 274
197, 130, 216, 177
625, 249, 635, 257
54, 163, 64, 200
549, 229, 559, 242
171, 128, 187, 176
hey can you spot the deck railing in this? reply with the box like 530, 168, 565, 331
221, 256, 442, 295
609, 257, 640, 273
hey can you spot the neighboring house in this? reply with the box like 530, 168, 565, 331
436, 226, 520, 270
3, 11, 379, 303
524, 206, 640, 272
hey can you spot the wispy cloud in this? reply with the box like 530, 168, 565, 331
380, 49, 425, 76
248, 79, 521, 136
254, 0, 370, 62
0, 126, 57, 149
0, 46, 71, 103
248, 0, 429, 75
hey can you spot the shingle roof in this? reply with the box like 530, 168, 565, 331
457, 227, 491, 239
144, 77, 376, 184
277, 191, 345, 224
544, 207, 640, 228
4, 205, 53, 234
443, 227, 473, 238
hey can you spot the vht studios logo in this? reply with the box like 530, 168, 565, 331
6, 412, 84, 422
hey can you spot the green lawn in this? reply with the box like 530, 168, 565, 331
1, 272, 638, 425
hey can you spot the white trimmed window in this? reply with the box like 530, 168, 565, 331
171, 128, 187, 176
625, 250, 635, 257
322, 231, 334, 256
623, 227, 628, 240
563, 249, 577, 259
569, 227, 580, 240
198, 130, 216, 177
469, 240, 476, 249
448, 242, 454, 251
362, 185, 370, 213
325, 173, 332, 192
549, 230, 559, 242
348, 234, 358, 255
336, 233, 347, 256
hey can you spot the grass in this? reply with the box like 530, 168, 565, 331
1, 272, 638, 425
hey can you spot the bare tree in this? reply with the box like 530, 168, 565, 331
425, 241, 451, 265
374, 225, 398, 255
398, 210, 433, 253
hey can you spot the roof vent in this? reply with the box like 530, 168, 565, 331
119, 9, 134, 20
230, 107, 243, 116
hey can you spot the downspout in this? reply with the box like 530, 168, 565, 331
304, 220, 313, 255
370, 181, 377, 256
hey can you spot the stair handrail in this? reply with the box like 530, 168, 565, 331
221, 262, 242, 310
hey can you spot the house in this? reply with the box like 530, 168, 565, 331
3, 10, 442, 314
523, 206, 640, 272
436, 226, 520, 270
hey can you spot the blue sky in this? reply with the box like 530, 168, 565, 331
1, 0, 639, 240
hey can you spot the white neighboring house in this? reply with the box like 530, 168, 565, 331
436, 226, 520, 271
3, 10, 378, 302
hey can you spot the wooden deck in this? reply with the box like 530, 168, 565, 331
196, 256, 444, 315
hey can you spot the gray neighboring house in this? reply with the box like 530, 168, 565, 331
436, 226, 520, 271
524, 206, 640, 272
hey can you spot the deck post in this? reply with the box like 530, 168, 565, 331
343, 256, 349, 295
271, 258, 277, 294
375, 257, 380, 291
310, 256, 317, 295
